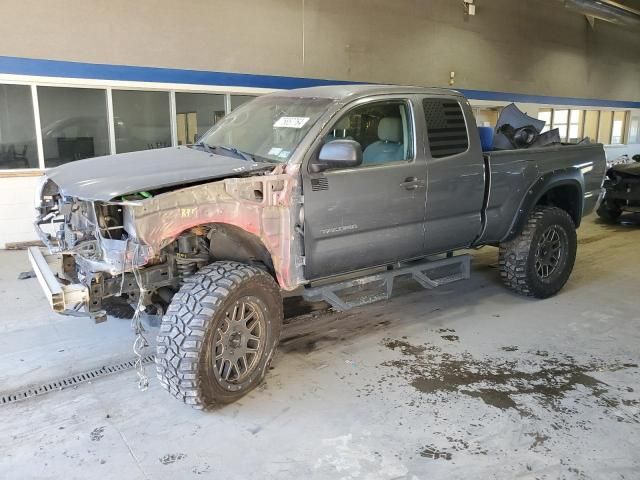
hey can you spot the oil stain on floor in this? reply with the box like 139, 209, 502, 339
381, 337, 639, 420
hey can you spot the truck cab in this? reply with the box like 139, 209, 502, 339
300, 87, 485, 279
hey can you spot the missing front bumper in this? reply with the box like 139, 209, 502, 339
27, 247, 89, 313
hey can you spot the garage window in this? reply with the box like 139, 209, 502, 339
38, 86, 110, 167
230, 95, 256, 111
538, 108, 630, 145
423, 99, 469, 158
0, 84, 38, 169
629, 117, 639, 144
611, 111, 627, 145
112, 90, 172, 153
175, 93, 225, 145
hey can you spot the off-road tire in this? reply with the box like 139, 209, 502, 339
596, 199, 622, 223
155, 261, 283, 409
499, 206, 577, 298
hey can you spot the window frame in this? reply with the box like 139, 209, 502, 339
538, 107, 631, 145
310, 96, 417, 172
36, 85, 111, 168
551, 109, 570, 142
611, 110, 628, 145
597, 110, 614, 145
628, 116, 640, 144
174, 91, 227, 146
0, 83, 40, 171
568, 109, 583, 142
111, 88, 173, 154
0, 77, 265, 175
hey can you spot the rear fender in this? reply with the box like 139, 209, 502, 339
502, 168, 583, 241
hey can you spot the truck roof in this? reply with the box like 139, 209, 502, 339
274, 84, 465, 101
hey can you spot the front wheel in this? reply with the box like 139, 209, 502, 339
155, 261, 283, 408
499, 206, 577, 298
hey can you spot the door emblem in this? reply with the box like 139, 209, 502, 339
320, 224, 358, 235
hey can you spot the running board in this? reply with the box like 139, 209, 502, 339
303, 254, 471, 312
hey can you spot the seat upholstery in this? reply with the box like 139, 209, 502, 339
363, 117, 404, 164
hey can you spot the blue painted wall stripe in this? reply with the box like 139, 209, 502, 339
0, 56, 353, 90
1, 55, 639, 109
456, 88, 640, 109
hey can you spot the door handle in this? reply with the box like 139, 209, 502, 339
400, 177, 423, 190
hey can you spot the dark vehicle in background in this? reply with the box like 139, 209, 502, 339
30, 85, 607, 408
597, 154, 640, 221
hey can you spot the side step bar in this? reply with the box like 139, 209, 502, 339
303, 254, 471, 312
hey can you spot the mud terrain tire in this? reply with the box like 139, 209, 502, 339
499, 206, 577, 299
156, 261, 282, 408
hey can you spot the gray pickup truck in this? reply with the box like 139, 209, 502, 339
30, 85, 606, 408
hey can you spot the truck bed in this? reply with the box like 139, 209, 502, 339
480, 143, 607, 244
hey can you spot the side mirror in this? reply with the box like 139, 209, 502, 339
311, 140, 362, 172
633, 154, 640, 162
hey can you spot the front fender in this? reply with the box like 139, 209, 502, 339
127, 171, 305, 291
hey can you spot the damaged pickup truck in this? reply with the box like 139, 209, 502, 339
30, 85, 606, 408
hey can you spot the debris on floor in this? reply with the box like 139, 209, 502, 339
17, 270, 35, 280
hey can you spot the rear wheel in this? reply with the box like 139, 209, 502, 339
155, 261, 283, 408
499, 206, 577, 298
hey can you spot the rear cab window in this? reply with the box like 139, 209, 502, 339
422, 98, 469, 158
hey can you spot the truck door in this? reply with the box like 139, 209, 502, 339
303, 98, 428, 280
421, 97, 485, 254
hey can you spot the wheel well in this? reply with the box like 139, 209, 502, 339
205, 223, 275, 277
536, 184, 581, 227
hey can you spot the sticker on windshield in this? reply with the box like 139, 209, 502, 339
273, 116, 310, 129
268, 147, 283, 156
278, 150, 290, 159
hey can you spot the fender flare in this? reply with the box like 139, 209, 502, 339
502, 168, 584, 242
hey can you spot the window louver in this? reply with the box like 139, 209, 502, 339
423, 99, 469, 158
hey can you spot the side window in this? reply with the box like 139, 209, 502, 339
324, 100, 413, 166
423, 98, 468, 158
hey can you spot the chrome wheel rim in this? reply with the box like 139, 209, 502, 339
213, 298, 266, 386
534, 226, 565, 281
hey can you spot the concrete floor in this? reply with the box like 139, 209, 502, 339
0, 214, 639, 480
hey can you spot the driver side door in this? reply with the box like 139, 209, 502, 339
302, 97, 428, 280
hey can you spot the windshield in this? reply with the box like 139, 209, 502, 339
199, 96, 333, 163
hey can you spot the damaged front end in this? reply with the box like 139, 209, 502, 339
31, 178, 174, 321
30, 164, 304, 322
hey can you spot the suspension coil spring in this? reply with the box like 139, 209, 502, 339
175, 231, 210, 278
176, 253, 199, 278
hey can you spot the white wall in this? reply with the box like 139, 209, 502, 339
0, 175, 40, 247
